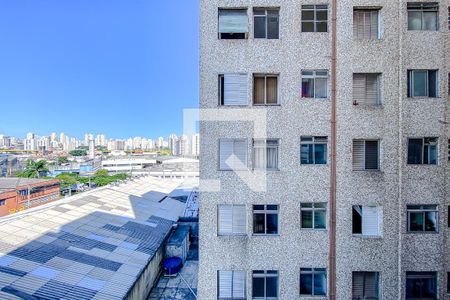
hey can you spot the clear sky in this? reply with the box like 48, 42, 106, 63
0, 0, 199, 139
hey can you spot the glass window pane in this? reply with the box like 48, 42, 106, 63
422, 276, 438, 298
316, 22, 328, 32
423, 11, 438, 31
314, 210, 326, 229
301, 211, 313, 228
252, 277, 265, 297
413, 70, 427, 97
253, 213, 265, 234
266, 213, 278, 234
300, 274, 313, 295
254, 16, 266, 38
302, 10, 314, 21
266, 77, 278, 104
266, 146, 278, 169
267, 13, 279, 39
365, 141, 379, 170
425, 211, 437, 232
428, 70, 438, 97
316, 10, 327, 21
429, 144, 437, 164
314, 272, 327, 296
302, 22, 314, 32
302, 78, 314, 97
301, 144, 313, 164
266, 276, 278, 297
315, 78, 328, 98
314, 144, 327, 164
409, 212, 424, 231
408, 139, 423, 164
408, 11, 422, 30
254, 77, 265, 104
267, 205, 278, 210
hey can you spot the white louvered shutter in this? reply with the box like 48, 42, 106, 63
224, 74, 248, 105
219, 10, 248, 33
352, 272, 364, 299
233, 139, 248, 170
362, 206, 380, 236
232, 205, 247, 234
370, 11, 379, 39
220, 140, 234, 170
364, 272, 379, 299
232, 271, 246, 298
353, 74, 366, 104
218, 205, 233, 235
353, 140, 365, 170
218, 271, 233, 298
366, 74, 380, 105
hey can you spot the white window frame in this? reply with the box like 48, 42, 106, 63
301, 5, 328, 32
301, 70, 329, 99
299, 268, 327, 296
252, 270, 279, 300
352, 140, 380, 171
407, 137, 438, 165
252, 139, 279, 170
219, 139, 248, 171
218, 270, 247, 300
252, 205, 279, 235
218, 204, 247, 236
407, 2, 439, 31
253, 8, 280, 39
300, 136, 328, 165
407, 70, 439, 98
300, 203, 327, 230
407, 205, 439, 233
253, 74, 279, 105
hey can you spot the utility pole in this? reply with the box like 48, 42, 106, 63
328, 0, 337, 298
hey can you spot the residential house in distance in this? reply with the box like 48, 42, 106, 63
199, 1, 450, 299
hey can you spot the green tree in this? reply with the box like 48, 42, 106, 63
94, 169, 109, 177
57, 156, 69, 165
56, 173, 78, 189
69, 149, 87, 156
18, 160, 49, 178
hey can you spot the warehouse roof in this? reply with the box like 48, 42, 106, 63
0, 176, 196, 300
0, 178, 55, 191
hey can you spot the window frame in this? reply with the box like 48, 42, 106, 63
300, 203, 327, 230
300, 136, 328, 165
352, 73, 382, 106
253, 8, 280, 39
253, 74, 279, 105
218, 270, 247, 300
352, 139, 381, 171
352, 271, 380, 300
252, 139, 280, 171
407, 137, 438, 165
218, 204, 247, 236
301, 5, 328, 32
353, 8, 381, 39
405, 271, 437, 300
252, 270, 279, 300
407, 2, 439, 31
301, 70, 329, 99
352, 205, 382, 237
407, 70, 439, 98
299, 268, 327, 296
218, 8, 249, 39
407, 205, 439, 233
253, 205, 279, 236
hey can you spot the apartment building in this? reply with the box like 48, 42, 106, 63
199, 1, 450, 299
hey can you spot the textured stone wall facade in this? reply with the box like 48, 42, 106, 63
199, 0, 450, 299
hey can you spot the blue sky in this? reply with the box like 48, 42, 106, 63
0, 0, 199, 139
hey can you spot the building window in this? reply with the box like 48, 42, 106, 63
300, 136, 327, 165
219, 139, 248, 170
252, 270, 278, 299
300, 203, 326, 229
353, 9, 380, 39
447, 272, 450, 294
448, 73, 450, 95
218, 270, 247, 299
407, 205, 438, 232
448, 139, 450, 161
300, 268, 327, 296
0, 200, 5, 206
352, 140, 380, 171
219, 74, 248, 106
407, 3, 439, 31
406, 272, 437, 300
407, 70, 438, 97
352, 272, 380, 300
218, 205, 247, 236
301, 70, 328, 98
254, 8, 279, 39
253, 139, 279, 170
352, 206, 382, 236
219, 9, 248, 39
407, 138, 437, 165
353, 73, 382, 106
253, 74, 278, 105
253, 205, 278, 235
301, 5, 328, 32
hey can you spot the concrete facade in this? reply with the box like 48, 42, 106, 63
199, 0, 449, 299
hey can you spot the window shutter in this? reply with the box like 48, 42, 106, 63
233, 139, 248, 169
370, 10, 379, 39
364, 272, 379, 299
218, 205, 233, 235
218, 271, 233, 298
353, 74, 366, 104
219, 10, 248, 33
353, 140, 365, 171
232, 205, 247, 234
232, 271, 246, 298
352, 272, 365, 298
366, 74, 380, 105
362, 206, 380, 236
224, 74, 248, 105
219, 140, 234, 170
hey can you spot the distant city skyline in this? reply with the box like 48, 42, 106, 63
0, 0, 199, 138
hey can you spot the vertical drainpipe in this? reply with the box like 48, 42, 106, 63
329, 0, 337, 298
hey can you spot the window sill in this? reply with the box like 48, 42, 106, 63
300, 228, 327, 231
301, 97, 329, 101
217, 234, 248, 237
252, 104, 281, 107
352, 169, 382, 172
252, 233, 280, 237
405, 231, 439, 234
352, 103, 383, 109
352, 234, 382, 239
252, 169, 280, 172
300, 163, 328, 166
